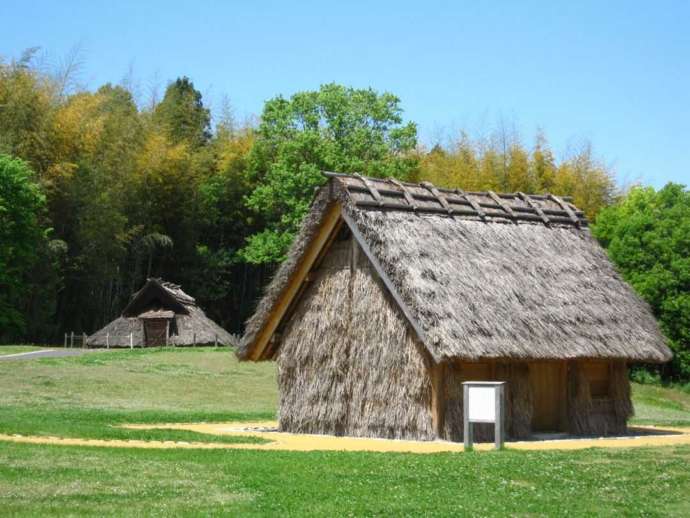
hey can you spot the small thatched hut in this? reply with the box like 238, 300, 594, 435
238, 172, 672, 441
88, 278, 234, 347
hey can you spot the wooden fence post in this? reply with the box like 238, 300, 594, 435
214, 334, 218, 348
193, 333, 196, 347
106, 333, 109, 349
165, 321, 169, 347
64, 333, 67, 348
70, 331, 74, 348
130, 333, 133, 349
82, 333, 87, 349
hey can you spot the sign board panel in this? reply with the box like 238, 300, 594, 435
468, 386, 496, 422
463, 381, 506, 450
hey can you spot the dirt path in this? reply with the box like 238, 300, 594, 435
2, 422, 690, 453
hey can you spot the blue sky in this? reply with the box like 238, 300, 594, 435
2, 0, 688, 188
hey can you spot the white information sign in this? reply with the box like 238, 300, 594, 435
468, 386, 496, 422
462, 381, 506, 450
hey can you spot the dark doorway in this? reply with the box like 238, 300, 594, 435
143, 319, 168, 346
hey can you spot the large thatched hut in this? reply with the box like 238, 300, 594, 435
88, 278, 234, 347
238, 172, 671, 441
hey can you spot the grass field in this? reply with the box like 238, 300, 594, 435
1, 347, 689, 516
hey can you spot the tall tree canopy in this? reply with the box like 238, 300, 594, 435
241, 83, 418, 264
0, 155, 48, 335
153, 77, 211, 147
593, 183, 690, 379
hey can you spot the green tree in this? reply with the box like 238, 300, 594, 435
0, 155, 48, 335
242, 83, 418, 264
593, 183, 690, 380
153, 77, 211, 147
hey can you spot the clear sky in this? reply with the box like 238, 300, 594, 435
2, 0, 688, 188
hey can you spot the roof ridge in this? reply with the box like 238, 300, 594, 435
323, 171, 587, 228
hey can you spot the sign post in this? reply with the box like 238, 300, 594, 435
462, 381, 505, 450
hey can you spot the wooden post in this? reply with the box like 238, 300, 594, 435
463, 384, 472, 449
430, 362, 446, 439
130, 332, 133, 349
165, 321, 169, 347
495, 384, 505, 450
82, 333, 87, 349
214, 334, 218, 348
193, 333, 196, 347
64, 333, 67, 348
106, 333, 109, 349
70, 331, 74, 348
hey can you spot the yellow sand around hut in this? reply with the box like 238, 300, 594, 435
1, 422, 690, 453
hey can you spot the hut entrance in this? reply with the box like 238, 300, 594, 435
143, 318, 169, 346
529, 362, 566, 432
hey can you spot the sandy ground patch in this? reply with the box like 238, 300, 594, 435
2, 422, 690, 453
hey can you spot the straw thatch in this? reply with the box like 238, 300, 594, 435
87, 278, 235, 347
277, 238, 434, 439
238, 172, 671, 441
240, 173, 670, 364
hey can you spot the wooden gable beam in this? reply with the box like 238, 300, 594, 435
249, 202, 343, 361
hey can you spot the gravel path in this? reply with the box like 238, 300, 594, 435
0, 349, 97, 361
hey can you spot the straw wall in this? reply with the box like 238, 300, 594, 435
567, 361, 632, 435
277, 236, 434, 440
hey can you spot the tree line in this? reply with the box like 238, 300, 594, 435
1, 51, 686, 379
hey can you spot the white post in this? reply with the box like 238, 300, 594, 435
70, 331, 74, 348
106, 333, 109, 349
130, 332, 133, 349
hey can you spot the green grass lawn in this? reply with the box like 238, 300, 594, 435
1, 347, 689, 516
0, 347, 276, 444
0, 345, 51, 356
631, 382, 690, 426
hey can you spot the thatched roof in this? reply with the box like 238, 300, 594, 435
87, 278, 236, 347
238, 173, 671, 364
122, 278, 194, 317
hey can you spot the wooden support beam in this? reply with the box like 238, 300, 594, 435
430, 361, 446, 439
454, 188, 486, 219
518, 192, 550, 225
421, 181, 453, 214
354, 173, 384, 206
487, 190, 516, 221
249, 202, 343, 361
388, 178, 417, 211
548, 194, 580, 227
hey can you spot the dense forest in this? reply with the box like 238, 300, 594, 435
1, 51, 687, 379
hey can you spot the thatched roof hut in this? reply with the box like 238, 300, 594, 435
238, 172, 672, 441
88, 278, 235, 347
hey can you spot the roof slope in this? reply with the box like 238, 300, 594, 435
239, 173, 671, 363
122, 278, 195, 317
